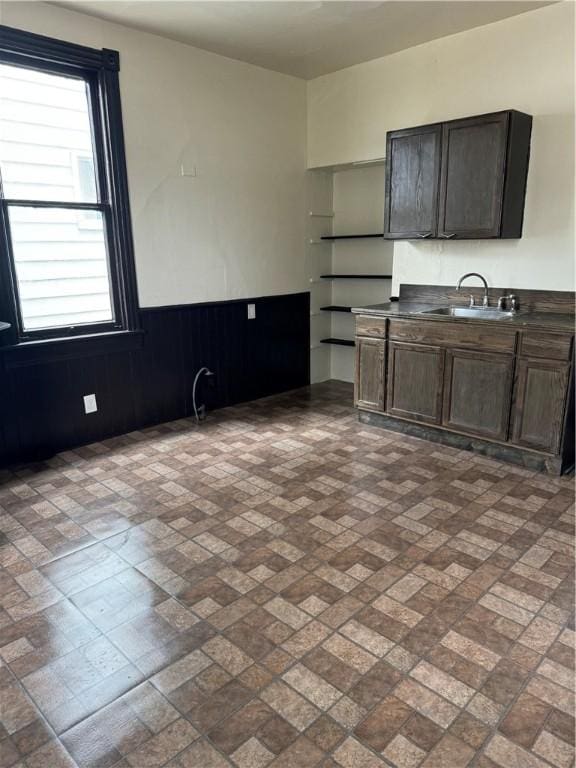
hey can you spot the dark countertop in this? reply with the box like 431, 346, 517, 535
351, 302, 575, 332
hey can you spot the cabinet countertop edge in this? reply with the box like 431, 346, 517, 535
351, 303, 575, 333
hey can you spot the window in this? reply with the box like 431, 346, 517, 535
0, 26, 139, 342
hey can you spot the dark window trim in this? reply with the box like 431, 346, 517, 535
0, 25, 140, 346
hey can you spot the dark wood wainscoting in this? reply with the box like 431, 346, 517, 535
0, 292, 310, 465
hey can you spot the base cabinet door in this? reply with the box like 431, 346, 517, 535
386, 342, 444, 424
511, 358, 570, 453
442, 349, 514, 440
355, 338, 386, 411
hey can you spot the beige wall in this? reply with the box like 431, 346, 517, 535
1, 1, 307, 307
308, 3, 575, 295
2, 2, 573, 308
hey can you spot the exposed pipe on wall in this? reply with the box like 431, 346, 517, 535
192, 367, 214, 423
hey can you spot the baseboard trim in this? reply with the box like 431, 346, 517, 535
358, 410, 565, 475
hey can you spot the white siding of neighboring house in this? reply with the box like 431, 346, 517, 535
0, 63, 113, 330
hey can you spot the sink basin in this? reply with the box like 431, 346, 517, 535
420, 307, 515, 320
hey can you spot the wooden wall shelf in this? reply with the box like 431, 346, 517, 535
320, 274, 392, 280
320, 337, 355, 347
321, 234, 383, 240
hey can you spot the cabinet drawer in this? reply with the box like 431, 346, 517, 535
356, 315, 387, 339
388, 319, 516, 353
520, 331, 573, 361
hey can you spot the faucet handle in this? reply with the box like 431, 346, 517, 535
508, 294, 519, 312
497, 296, 507, 310
468, 294, 475, 307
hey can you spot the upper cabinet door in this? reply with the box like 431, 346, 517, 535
384, 124, 442, 239
438, 112, 508, 239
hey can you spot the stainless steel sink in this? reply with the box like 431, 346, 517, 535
420, 307, 515, 320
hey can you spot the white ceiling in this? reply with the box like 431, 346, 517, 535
54, 0, 553, 79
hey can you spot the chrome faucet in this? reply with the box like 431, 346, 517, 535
456, 272, 489, 308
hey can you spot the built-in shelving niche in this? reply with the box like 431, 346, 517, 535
306, 160, 394, 384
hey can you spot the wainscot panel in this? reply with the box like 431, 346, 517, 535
0, 292, 310, 465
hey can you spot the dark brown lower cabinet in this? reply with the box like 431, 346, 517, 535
386, 341, 444, 424
442, 349, 514, 440
511, 357, 570, 453
355, 310, 574, 473
354, 337, 385, 411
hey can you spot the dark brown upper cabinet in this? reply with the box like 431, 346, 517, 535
384, 110, 532, 240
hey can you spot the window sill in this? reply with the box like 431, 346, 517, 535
1, 328, 144, 368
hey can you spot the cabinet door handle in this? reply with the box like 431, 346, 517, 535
418, 232, 433, 238
440, 233, 457, 239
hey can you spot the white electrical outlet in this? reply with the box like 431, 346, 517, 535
247, 303, 256, 320
83, 394, 97, 414
180, 163, 197, 177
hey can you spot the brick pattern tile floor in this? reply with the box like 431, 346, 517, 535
0, 381, 573, 768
